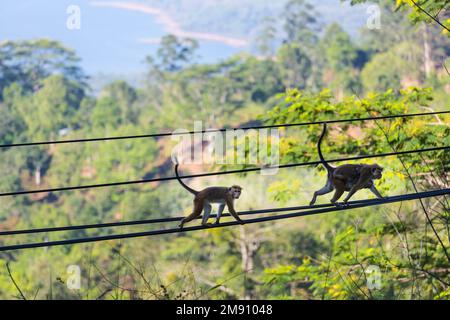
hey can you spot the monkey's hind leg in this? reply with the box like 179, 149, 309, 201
310, 181, 334, 206
330, 180, 345, 207
201, 203, 212, 226
179, 200, 204, 228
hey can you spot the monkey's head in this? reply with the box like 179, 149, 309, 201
370, 164, 383, 180
229, 185, 242, 199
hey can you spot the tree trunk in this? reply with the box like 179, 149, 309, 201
35, 166, 41, 186
422, 24, 433, 78
238, 226, 260, 300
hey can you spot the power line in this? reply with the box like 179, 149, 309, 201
0, 188, 448, 252
0, 196, 406, 236
1, 111, 449, 148
0, 145, 448, 197
0, 202, 351, 236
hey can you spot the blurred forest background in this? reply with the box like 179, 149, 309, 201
0, 0, 449, 299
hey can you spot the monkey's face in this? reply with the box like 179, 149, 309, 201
229, 186, 242, 199
371, 166, 383, 179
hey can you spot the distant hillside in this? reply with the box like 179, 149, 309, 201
87, 0, 370, 89
141, 0, 369, 39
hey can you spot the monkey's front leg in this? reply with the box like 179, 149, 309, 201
342, 185, 362, 205
342, 190, 356, 205
226, 199, 245, 224
370, 185, 384, 199
215, 203, 225, 224
342, 172, 373, 205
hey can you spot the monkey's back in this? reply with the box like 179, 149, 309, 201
333, 164, 362, 178
198, 187, 230, 203
333, 164, 375, 190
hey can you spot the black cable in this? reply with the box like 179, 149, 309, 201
0, 188, 448, 252
0, 145, 448, 197
1, 111, 448, 148
0, 193, 427, 236
0, 202, 348, 236
410, 0, 450, 33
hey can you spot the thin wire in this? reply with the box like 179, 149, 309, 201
0, 145, 448, 197
0, 202, 352, 236
1, 111, 449, 148
410, 0, 450, 32
0, 188, 447, 252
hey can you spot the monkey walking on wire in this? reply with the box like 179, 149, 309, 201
309, 123, 384, 207
175, 163, 245, 228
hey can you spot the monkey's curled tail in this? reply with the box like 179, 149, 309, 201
318, 122, 334, 173
175, 163, 199, 195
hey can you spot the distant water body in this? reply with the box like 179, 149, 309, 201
0, 0, 241, 75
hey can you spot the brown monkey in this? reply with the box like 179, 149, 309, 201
175, 164, 244, 228
309, 123, 384, 206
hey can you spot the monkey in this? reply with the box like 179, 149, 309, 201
175, 163, 245, 228
309, 123, 384, 206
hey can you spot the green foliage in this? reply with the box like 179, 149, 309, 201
321, 23, 357, 71
277, 44, 313, 89
361, 42, 423, 92
101, 81, 138, 124
262, 87, 447, 164
319, 23, 359, 96
346, 0, 450, 35
16, 75, 84, 140
283, 0, 319, 47
259, 86, 449, 299
0, 1, 449, 299
152, 35, 199, 72
0, 39, 86, 100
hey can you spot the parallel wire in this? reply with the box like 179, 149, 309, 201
0, 188, 447, 252
1, 111, 449, 148
1, 145, 448, 197
0, 112, 448, 250
0, 202, 342, 236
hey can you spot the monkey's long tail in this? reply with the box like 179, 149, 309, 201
318, 123, 335, 172
174, 163, 199, 195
